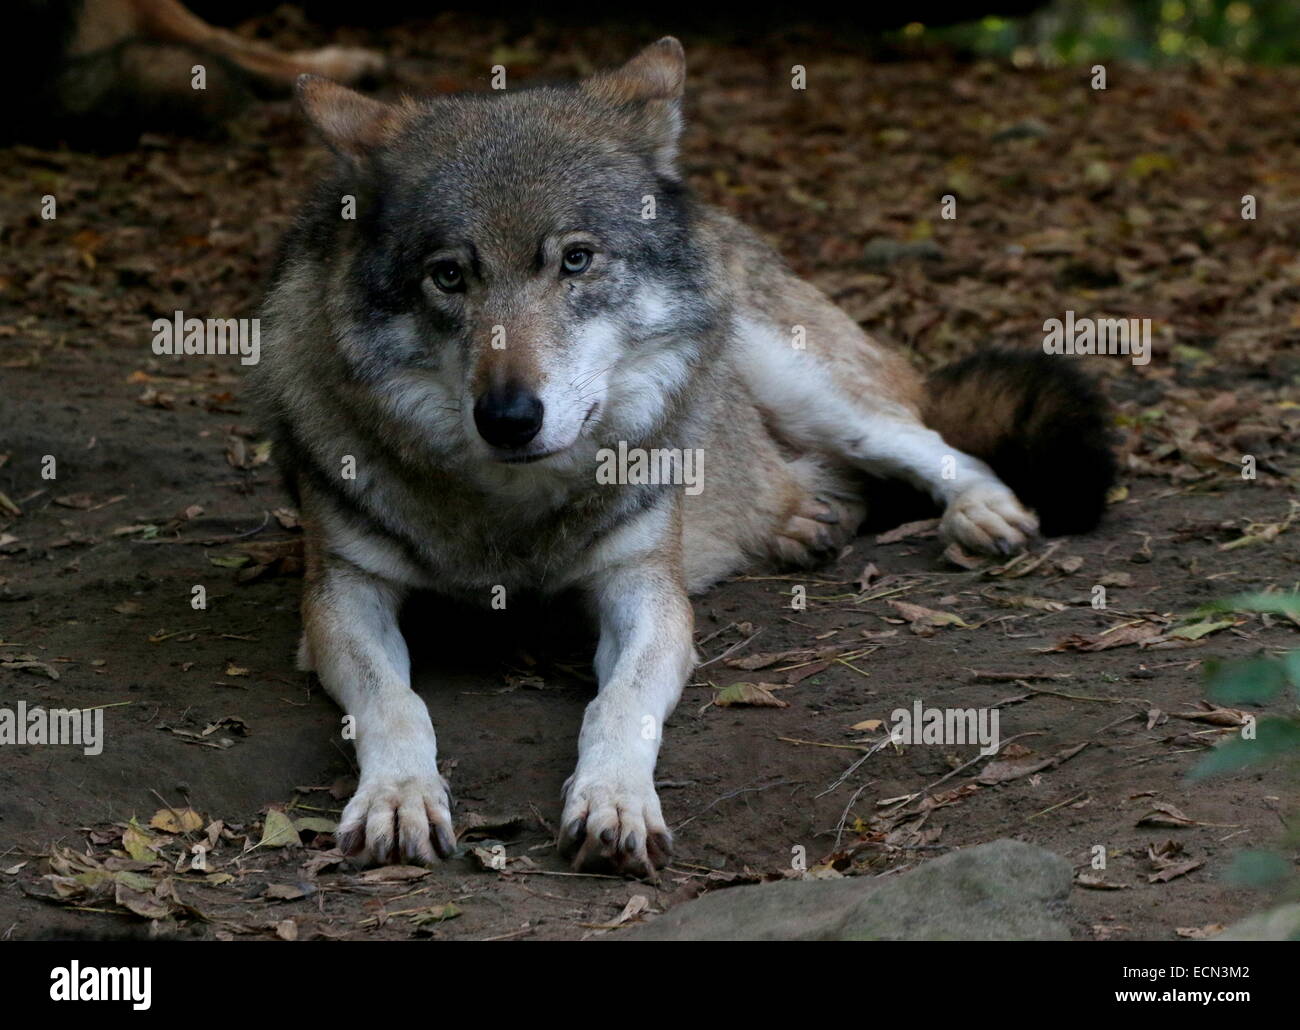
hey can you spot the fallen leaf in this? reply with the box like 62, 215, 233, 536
264, 883, 309, 901
1148, 858, 1204, 884
589, 894, 652, 930
888, 600, 970, 634
1175, 924, 1225, 939
1046, 622, 1165, 652
149, 807, 204, 833
712, 682, 789, 708
258, 809, 302, 849
409, 903, 461, 926
1171, 702, 1250, 727
122, 820, 163, 863
1163, 618, 1237, 641
1076, 874, 1127, 890
358, 865, 429, 883
1136, 802, 1201, 829
115, 883, 172, 920
875, 518, 939, 545
977, 742, 1087, 785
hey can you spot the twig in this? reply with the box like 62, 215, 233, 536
777, 736, 866, 751
697, 627, 762, 669
833, 778, 878, 847
878, 730, 1044, 817
1025, 791, 1088, 822
674, 778, 802, 831
505, 869, 625, 881
816, 735, 895, 799
130, 511, 271, 545
479, 926, 536, 941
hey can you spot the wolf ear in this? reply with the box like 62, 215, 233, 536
296, 75, 408, 161
582, 37, 686, 178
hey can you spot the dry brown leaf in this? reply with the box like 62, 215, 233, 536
1148, 858, 1204, 883
976, 742, 1087, 785
358, 865, 430, 883
1171, 702, 1250, 727
712, 682, 789, 708
1046, 622, 1165, 652
1175, 924, 1225, 939
888, 600, 970, 635
1076, 874, 1128, 890
149, 807, 204, 833
875, 518, 939, 545
1136, 802, 1201, 828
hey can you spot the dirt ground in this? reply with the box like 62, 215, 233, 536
1, 12, 1298, 941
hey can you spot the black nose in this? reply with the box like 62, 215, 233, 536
473, 385, 544, 449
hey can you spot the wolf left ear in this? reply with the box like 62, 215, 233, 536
296, 75, 409, 162
582, 37, 687, 179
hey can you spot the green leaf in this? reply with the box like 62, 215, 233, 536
1224, 850, 1293, 889
1199, 592, 1300, 619
122, 818, 162, 863
1205, 656, 1288, 705
410, 903, 461, 926
208, 553, 251, 569
1191, 718, 1300, 780
1166, 617, 1235, 641
1285, 650, 1300, 691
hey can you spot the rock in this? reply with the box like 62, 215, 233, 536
1213, 903, 1300, 941
862, 236, 943, 266
618, 839, 1073, 941
992, 118, 1051, 142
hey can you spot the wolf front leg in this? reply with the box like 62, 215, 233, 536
560, 554, 696, 878
844, 416, 1040, 555
301, 562, 455, 865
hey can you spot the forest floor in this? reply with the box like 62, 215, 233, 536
1, 11, 1297, 940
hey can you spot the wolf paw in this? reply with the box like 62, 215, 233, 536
293, 45, 387, 85
770, 495, 858, 569
558, 773, 672, 879
337, 773, 455, 866
941, 482, 1039, 555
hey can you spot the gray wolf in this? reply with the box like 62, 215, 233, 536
252, 38, 1114, 877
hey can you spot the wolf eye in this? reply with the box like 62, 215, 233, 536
561, 247, 593, 275
428, 261, 465, 293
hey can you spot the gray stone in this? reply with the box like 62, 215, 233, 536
619, 839, 1073, 941
992, 119, 1051, 142
862, 237, 943, 266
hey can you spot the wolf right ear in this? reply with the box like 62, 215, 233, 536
296, 75, 408, 161
582, 38, 687, 179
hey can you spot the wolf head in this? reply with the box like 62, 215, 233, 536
288, 39, 719, 471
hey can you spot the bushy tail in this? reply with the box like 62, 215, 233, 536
923, 350, 1117, 537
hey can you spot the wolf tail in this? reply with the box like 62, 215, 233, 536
922, 350, 1117, 536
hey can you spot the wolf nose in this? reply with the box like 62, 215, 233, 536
473, 386, 544, 448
